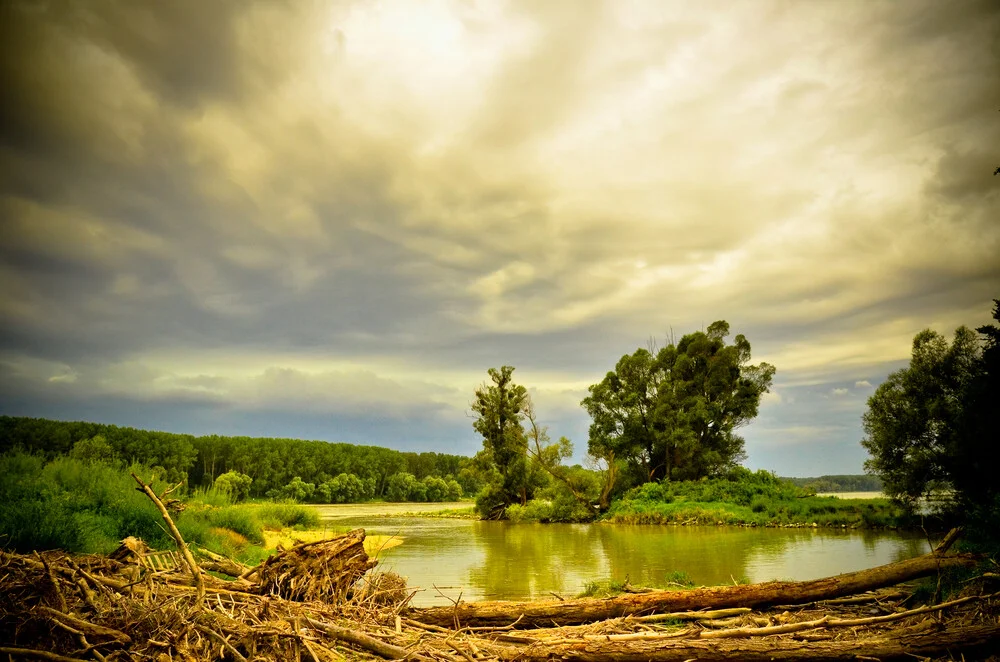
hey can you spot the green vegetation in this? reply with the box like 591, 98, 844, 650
470, 322, 779, 521
861, 298, 999, 546
578, 571, 695, 598
0, 450, 319, 564
470, 366, 546, 519
583, 321, 775, 490
0, 452, 172, 554
601, 469, 904, 527
781, 475, 883, 493
0, 416, 478, 503
496, 468, 904, 527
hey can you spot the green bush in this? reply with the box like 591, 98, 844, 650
214, 471, 252, 502
253, 502, 320, 529
0, 452, 172, 554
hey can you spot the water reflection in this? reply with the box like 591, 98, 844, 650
326, 516, 930, 607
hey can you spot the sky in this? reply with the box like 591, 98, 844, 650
1, 0, 998, 476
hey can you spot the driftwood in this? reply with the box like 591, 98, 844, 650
130, 472, 205, 604
253, 528, 378, 602
409, 548, 978, 627
497, 624, 1000, 661
1, 542, 997, 662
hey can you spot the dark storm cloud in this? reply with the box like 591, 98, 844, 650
0, 0, 997, 472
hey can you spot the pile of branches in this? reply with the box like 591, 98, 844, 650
2, 542, 999, 662
1, 476, 998, 661
250, 530, 378, 603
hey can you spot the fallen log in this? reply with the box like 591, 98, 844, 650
409, 550, 978, 627
496, 622, 1000, 661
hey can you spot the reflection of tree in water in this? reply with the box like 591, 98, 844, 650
458, 523, 931, 601
466, 523, 605, 600
595, 526, 777, 586
743, 529, 933, 582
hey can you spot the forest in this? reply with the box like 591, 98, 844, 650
0, 416, 478, 503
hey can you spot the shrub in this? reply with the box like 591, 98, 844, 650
0, 452, 171, 554
214, 471, 252, 502
254, 502, 320, 529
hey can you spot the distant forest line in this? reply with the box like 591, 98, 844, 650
780, 475, 883, 493
0, 415, 881, 498
0, 415, 480, 501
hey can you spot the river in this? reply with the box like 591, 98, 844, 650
310, 503, 930, 607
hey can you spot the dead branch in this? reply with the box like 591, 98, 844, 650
0, 648, 88, 662
305, 617, 432, 661
36, 605, 132, 644
131, 472, 205, 604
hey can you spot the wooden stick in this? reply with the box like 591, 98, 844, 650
35, 552, 69, 613
37, 606, 132, 644
196, 625, 248, 662
131, 472, 205, 605
0, 647, 87, 662
934, 526, 964, 553
306, 617, 433, 661
632, 608, 752, 623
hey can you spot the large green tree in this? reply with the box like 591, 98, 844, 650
862, 300, 999, 511
471, 366, 540, 518
583, 321, 775, 487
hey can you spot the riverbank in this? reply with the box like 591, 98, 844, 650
500, 471, 910, 529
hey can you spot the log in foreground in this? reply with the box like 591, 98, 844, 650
409, 550, 978, 628
497, 623, 1000, 661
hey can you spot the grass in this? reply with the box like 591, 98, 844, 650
0, 451, 326, 566
395, 506, 479, 519
601, 470, 907, 528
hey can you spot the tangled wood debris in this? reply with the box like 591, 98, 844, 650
0, 478, 997, 661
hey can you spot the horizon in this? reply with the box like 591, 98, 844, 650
1, 1, 997, 476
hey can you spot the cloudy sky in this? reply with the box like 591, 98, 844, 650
1, 0, 997, 476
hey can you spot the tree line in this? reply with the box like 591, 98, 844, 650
0, 417, 480, 502
781, 475, 884, 493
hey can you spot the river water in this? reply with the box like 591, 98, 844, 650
310, 503, 930, 607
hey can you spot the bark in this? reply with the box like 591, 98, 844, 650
496, 623, 1000, 661
306, 618, 432, 661
131, 473, 205, 604
37, 606, 132, 644
409, 550, 977, 627
0, 648, 87, 662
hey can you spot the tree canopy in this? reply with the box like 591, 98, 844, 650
583, 321, 775, 487
471, 366, 546, 518
861, 299, 999, 514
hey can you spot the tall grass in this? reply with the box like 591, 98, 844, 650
253, 502, 321, 529
0, 451, 322, 563
0, 452, 173, 553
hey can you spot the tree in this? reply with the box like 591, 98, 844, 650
525, 397, 604, 513
68, 435, 117, 465
214, 470, 253, 502
862, 301, 998, 512
471, 366, 538, 518
583, 321, 774, 486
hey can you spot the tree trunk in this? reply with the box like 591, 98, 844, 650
408, 551, 977, 628
496, 623, 1000, 661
